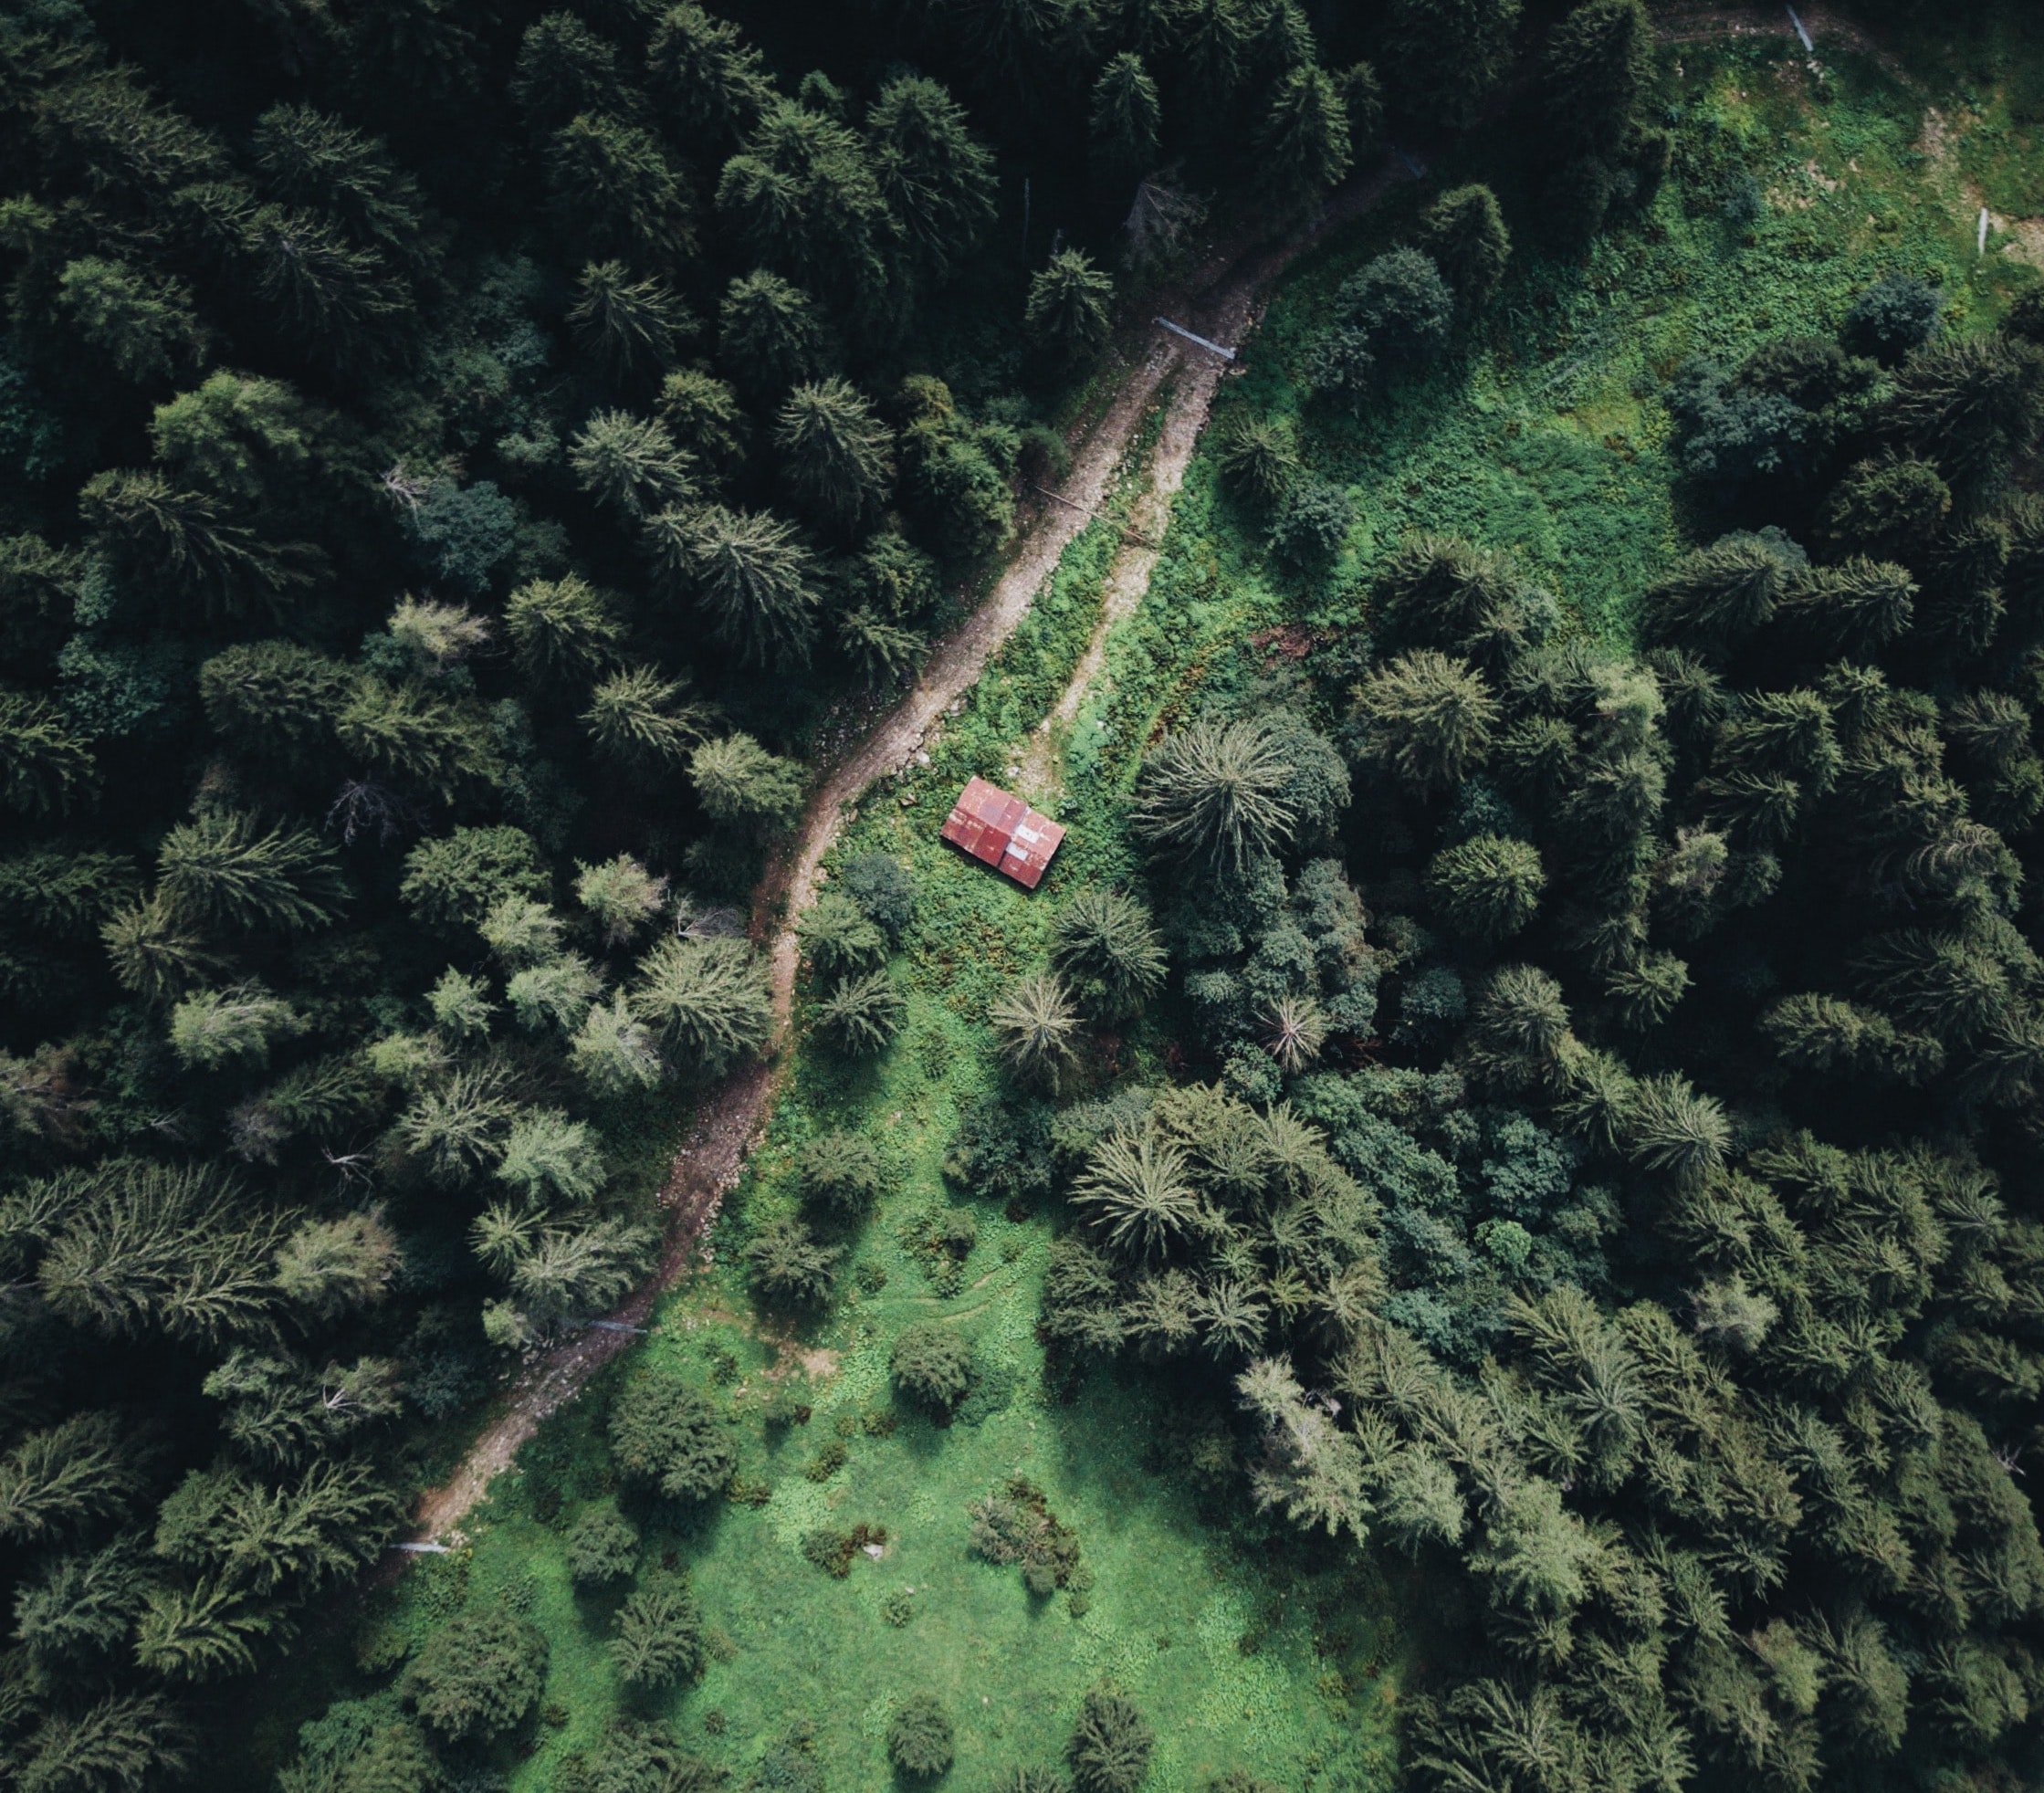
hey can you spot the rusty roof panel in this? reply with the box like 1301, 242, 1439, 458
939, 778, 1064, 890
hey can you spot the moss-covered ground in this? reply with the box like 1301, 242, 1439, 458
249, 23, 2044, 1793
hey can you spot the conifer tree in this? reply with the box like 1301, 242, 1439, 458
658, 367, 750, 474
649, 504, 821, 666
1885, 334, 2044, 499
1053, 888, 1168, 1022
158, 812, 345, 933
239, 204, 412, 360
812, 968, 907, 1054
1382, 0, 1521, 130
868, 76, 997, 281
646, 3, 774, 146
1540, 0, 1651, 158
774, 379, 893, 533
583, 666, 712, 770
1089, 54, 1161, 192
54, 256, 206, 383
1640, 533, 1800, 660
690, 731, 804, 828
80, 470, 320, 621
743, 1216, 842, 1306
511, 13, 635, 134
1418, 185, 1512, 310
1427, 834, 1546, 942
576, 854, 668, 947
1134, 715, 1300, 875
569, 410, 698, 519
1353, 651, 1498, 795
991, 970, 1082, 1088
631, 936, 773, 1075
1026, 249, 1115, 370
1255, 66, 1352, 213
506, 574, 628, 682
0, 687, 96, 815
568, 260, 691, 377
718, 269, 826, 393
1775, 559, 1916, 655
800, 891, 887, 980
547, 112, 697, 267
838, 608, 928, 686
250, 103, 426, 259
1216, 414, 1299, 509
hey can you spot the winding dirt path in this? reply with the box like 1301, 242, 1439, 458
400, 158, 1414, 1547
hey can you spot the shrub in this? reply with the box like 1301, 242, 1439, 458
1068, 1688, 1154, 1793
886, 1693, 955, 1779
608, 1373, 735, 1502
1336, 248, 1452, 370
891, 1323, 973, 1413
840, 852, 917, 939
1269, 477, 1354, 571
743, 1216, 843, 1306
566, 1500, 639, 1587
404, 1606, 548, 1742
1842, 275, 1943, 366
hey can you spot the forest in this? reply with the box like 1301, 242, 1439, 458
3, 0, 2044, 1790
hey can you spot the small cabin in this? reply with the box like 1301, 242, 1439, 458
938, 777, 1065, 890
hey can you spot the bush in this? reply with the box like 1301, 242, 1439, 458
1336, 248, 1452, 370
840, 852, 917, 939
891, 1323, 973, 1413
1268, 477, 1354, 571
743, 1215, 843, 1305
608, 1373, 735, 1502
566, 1501, 639, 1587
1068, 1688, 1154, 1793
886, 1693, 955, 1779
404, 1606, 548, 1742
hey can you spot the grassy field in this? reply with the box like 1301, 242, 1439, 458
247, 24, 2044, 1793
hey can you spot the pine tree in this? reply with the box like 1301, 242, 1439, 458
1089, 54, 1160, 192
645, 3, 774, 147
838, 608, 928, 686
1427, 834, 1546, 942
612, 1572, 705, 1689
54, 256, 206, 383
571, 991, 666, 1093
79, 470, 320, 621
583, 665, 713, 770
396, 1064, 516, 1187
869, 76, 997, 281
336, 678, 499, 802
1418, 185, 1512, 310
0, 687, 96, 815
568, 259, 691, 378
250, 103, 426, 260
1382, 0, 1521, 130
991, 970, 1082, 1088
1053, 887, 1168, 1021
690, 731, 804, 828
404, 1606, 548, 1743
547, 112, 697, 267
569, 410, 698, 519
1640, 533, 1800, 659
631, 936, 773, 1075
158, 811, 344, 933
742, 1215, 842, 1306
649, 503, 821, 666
1337, 62, 1385, 159
1820, 453, 1951, 561
658, 367, 749, 474
1026, 249, 1115, 370
888, 1694, 956, 1779
170, 981, 302, 1071
14, 1693, 192, 1793
774, 379, 893, 533
1133, 715, 1301, 874
798, 1131, 886, 1218
239, 203, 412, 360
0, 1411, 146, 1544
812, 969, 906, 1055
198, 640, 351, 773
718, 269, 826, 393
1540, 0, 1651, 158
1776, 559, 1916, 655
510, 13, 634, 134
801, 891, 888, 979
892, 1321, 973, 1409
1885, 334, 2044, 500
576, 854, 668, 946
1352, 651, 1498, 795
507, 957, 606, 1035
13, 1534, 151, 1678
274, 1211, 400, 1318
1216, 414, 1298, 509
716, 100, 897, 315
1069, 1688, 1155, 1793
1255, 66, 1352, 213
506, 574, 627, 682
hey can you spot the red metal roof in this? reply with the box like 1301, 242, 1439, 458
939, 777, 1065, 890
